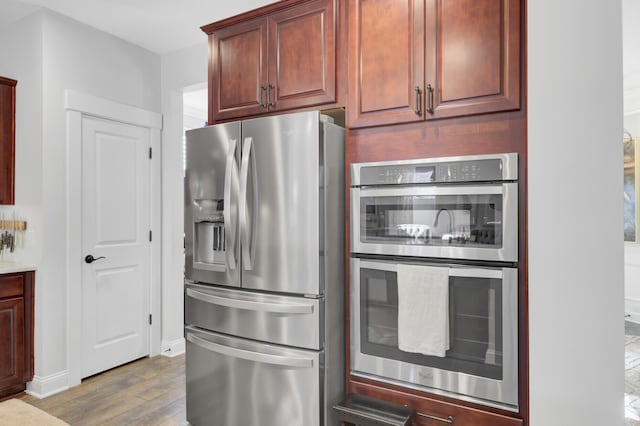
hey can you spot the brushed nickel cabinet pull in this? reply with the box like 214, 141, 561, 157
417, 412, 454, 424
267, 83, 274, 107
427, 83, 435, 114
259, 85, 267, 108
415, 86, 422, 116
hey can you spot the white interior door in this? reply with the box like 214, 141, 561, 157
81, 116, 151, 378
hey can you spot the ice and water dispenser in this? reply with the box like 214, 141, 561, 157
192, 199, 226, 271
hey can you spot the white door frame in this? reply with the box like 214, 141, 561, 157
65, 90, 162, 387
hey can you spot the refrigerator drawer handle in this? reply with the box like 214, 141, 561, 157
186, 288, 314, 314
187, 333, 314, 368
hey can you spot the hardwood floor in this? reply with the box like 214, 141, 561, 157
626, 322, 640, 425
19, 354, 186, 426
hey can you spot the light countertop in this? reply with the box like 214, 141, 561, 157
0, 261, 37, 274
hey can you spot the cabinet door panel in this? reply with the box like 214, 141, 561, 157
269, 0, 336, 111
348, 0, 425, 128
0, 297, 24, 391
0, 78, 16, 205
0, 274, 23, 299
426, 0, 520, 119
210, 19, 268, 122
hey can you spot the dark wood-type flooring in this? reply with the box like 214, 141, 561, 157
19, 354, 186, 426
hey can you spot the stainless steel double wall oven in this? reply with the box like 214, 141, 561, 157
350, 153, 519, 411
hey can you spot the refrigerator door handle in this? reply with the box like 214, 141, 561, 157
186, 332, 314, 368
186, 288, 315, 314
223, 138, 238, 270
239, 136, 258, 270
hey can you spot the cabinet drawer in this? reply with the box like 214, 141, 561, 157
411, 404, 523, 426
349, 378, 523, 426
0, 274, 23, 299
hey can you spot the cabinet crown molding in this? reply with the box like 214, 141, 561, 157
0, 77, 17, 86
201, 0, 316, 34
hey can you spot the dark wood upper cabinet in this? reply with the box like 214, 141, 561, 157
425, 0, 520, 119
268, 0, 336, 112
0, 77, 17, 205
347, 0, 425, 128
206, 0, 337, 123
210, 18, 269, 121
348, 0, 520, 128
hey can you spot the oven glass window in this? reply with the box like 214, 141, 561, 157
360, 267, 503, 380
360, 193, 503, 249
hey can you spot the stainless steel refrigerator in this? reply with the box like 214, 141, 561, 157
184, 110, 345, 426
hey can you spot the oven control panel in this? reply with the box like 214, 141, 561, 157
353, 153, 517, 186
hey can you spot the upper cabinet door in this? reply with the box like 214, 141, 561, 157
0, 77, 16, 205
268, 0, 336, 112
347, 0, 425, 128
425, 0, 520, 119
210, 18, 269, 122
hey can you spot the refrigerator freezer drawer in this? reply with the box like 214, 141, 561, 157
185, 283, 323, 350
186, 327, 322, 426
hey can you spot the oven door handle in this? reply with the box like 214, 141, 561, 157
357, 259, 503, 279
357, 184, 506, 198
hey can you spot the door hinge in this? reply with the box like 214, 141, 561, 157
149, 147, 152, 159
149, 230, 152, 242
149, 314, 152, 325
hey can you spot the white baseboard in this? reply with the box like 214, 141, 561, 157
26, 370, 71, 399
626, 298, 640, 323
161, 337, 185, 357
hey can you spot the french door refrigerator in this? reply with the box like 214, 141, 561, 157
184, 110, 345, 426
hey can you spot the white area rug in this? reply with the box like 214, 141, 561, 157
0, 398, 69, 425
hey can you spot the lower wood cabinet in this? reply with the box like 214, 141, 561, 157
0, 271, 34, 399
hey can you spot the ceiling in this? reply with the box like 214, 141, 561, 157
0, 0, 273, 54
0, 1, 636, 83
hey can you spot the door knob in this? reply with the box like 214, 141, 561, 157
84, 254, 106, 264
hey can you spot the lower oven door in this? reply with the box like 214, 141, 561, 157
186, 326, 322, 426
350, 257, 518, 411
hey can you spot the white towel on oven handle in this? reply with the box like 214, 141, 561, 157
397, 264, 450, 357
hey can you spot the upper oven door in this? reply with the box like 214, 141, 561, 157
351, 183, 518, 262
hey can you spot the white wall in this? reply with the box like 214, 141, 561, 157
40, 10, 161, 383
624, 108, 640, 321
528, 1, 624, 425
160, 43, 208, 355
0, 12, 45, 387
0, 9, 162, 395
0, 12, 43, 266
623, 0, 640, 322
